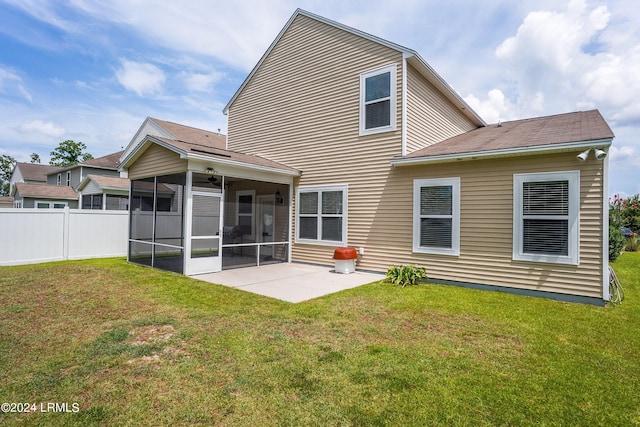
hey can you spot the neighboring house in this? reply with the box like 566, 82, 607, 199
120, 9, 614, 305
0, 196, 13, 208
46, 151, 124, 190
10, 151, 128, 210
77, 174, 130, 210
9, 162, 62, 196
12, 182, 79, 208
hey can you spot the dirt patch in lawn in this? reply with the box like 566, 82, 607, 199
125, 324, 189, 365
128, 324, 175, 345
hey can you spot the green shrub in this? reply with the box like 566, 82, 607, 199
609, 226, 626, 262
386, 265, 427, 287
625, 236, 639, 252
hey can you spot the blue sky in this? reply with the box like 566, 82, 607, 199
1, 0, 638, 196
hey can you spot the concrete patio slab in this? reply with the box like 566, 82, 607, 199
192, 263, 383, 303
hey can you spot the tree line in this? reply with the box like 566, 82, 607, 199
1, 140, 93, 196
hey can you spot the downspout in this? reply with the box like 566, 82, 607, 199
602, 151, 610, 301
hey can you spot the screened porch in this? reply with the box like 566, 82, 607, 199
128, 171, 290, 276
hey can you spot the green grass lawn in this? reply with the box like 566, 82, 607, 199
1, 254, 639, 426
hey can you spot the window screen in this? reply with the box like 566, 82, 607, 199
522, 180, 569, 256
364, 72, 391, 129
419, 185, 453, 249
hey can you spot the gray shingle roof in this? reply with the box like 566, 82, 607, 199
150, 136, 300, 175
14, 182, 78, 200
150, 118, 227, 150
15, 163, 63, 182
80, 150, 124, 169
401, 110, 614, 161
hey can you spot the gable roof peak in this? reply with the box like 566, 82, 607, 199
223, 8, 485, 126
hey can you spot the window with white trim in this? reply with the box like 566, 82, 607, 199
513, 171, 579, 265
56, 174, 61, 186
36, 201, 67, 209
66, 171, 71, 187
296, 185, 347, 246
359, 65, 396, 135
413, 178, 460, 255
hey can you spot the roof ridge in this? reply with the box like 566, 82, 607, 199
150, 118, 226, 136
488, 109, 601, 126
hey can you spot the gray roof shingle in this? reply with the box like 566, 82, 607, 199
14, 182, 78, 200
401, 110, 614, 160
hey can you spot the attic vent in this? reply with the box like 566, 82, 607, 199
191, 148, 231, 158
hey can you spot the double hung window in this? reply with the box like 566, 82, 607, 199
296, 186, 347, 246
513, 171, 579, 264
413, 178, 460, 255
360, 65, 396, 135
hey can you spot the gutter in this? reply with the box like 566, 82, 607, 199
390, 138, 613, 166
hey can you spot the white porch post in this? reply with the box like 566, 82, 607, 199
184, 171, 193, 275
288, 181, 293, 263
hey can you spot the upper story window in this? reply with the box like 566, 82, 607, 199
513, 171, 580, 265
66, 171, 71, 187
57, 174, 61, 186
359, 64, 396, 135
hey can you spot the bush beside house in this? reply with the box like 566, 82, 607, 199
610, 194, 640, 260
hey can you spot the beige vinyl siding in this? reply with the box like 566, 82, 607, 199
123, 119, 172, 162
226, 14, 405, 266
405, 63, 477, 154
372, 151, 604, 298
128, 144, 187, 180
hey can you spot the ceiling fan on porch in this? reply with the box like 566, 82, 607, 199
207, 175, 221, 187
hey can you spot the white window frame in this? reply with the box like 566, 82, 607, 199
296, 185, 348, 246
413, 178, 460, 256
66, 171, 71, 187
56, 174, 61, 186
35, 200, 68, 209
14, 200, 22, 208
359, 64, 397, 136
513, 171, 580, 265
236, 190, 255, 240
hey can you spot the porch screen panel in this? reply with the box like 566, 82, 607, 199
130, 178, 155, 241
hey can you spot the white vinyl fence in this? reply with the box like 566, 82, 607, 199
0, 208, 129, 266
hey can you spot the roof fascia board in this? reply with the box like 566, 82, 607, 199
120, 117, 175, 165
391, 138, 613, 166
184, 152, 301, 177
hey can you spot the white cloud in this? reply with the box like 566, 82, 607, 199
464, 89, 513, 124
115, 59, 165, 96
64, 0, 293, 71
179, 70, 224, 93
610, 145, 640, 166
19, 120, 65, 137
0, 66, 32, 102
